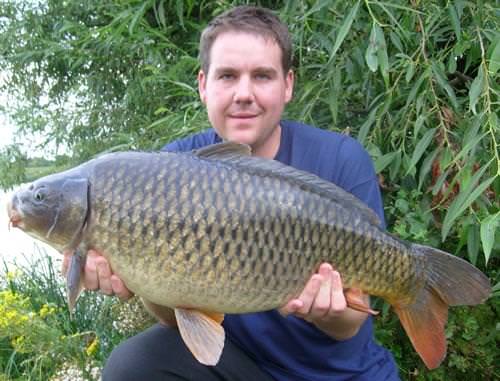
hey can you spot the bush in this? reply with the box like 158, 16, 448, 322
0, 251, 154, 380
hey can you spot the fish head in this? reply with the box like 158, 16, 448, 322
7, 173, 89, 251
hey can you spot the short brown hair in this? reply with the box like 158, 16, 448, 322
199, 5, 293, 75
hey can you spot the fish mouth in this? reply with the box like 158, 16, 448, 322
6, 198, 23, 230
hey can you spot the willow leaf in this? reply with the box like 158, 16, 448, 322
405, 60, 415, 83
469, 65, 485, 115
129, 2, 149, 35
418, 148, 439, 190
493, 282, 500, 298
454, 131, 488, 164
357, 106, 379, 145
480, 213, 498, 265
365, 23, 378, 72
447, 4, 461, 41
442, 167, 494, 240
489, 37, 500, 74
302, 0, 333, 17
376, 24, 389, 86
375, 151, 399, 174
431, 61, 458, 110
176, 0, 185, 29
157, 1, 167, 29
405, 69, 428, 108
467, 224, 480, 266
328, 1, 360, 63
406, 128, 436, 176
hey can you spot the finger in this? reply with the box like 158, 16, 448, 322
278, 299, 303, 316
83, 250, 100, 290
310, 264, 333, 320
329, 270, 347, 314
61, 251, 71, 276
96, 256, 113, 295
110, 275, 134, 301
295, 274, 322, 316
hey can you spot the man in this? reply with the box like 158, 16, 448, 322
67, 5, 400, 380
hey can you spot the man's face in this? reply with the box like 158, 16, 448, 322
198, 32, 294, 157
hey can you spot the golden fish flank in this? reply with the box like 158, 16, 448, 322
6, 142, 490, 369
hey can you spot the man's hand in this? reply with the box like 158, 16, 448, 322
62, 250, 134, 300
279, 263, 369, 341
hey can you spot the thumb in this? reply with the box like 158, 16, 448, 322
278, 299, 303, 317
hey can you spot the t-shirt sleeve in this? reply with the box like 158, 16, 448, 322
161, 137, 198, 153
335, 137, 386, 229
161, 129, 219, 152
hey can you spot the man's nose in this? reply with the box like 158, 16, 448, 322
233, 77, 254, 104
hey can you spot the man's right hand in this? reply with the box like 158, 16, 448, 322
62, 249, 134, 300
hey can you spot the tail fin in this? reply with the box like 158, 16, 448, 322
394, 244, 491, 369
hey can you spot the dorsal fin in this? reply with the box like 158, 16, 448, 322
194, 142, 381, 226
194, 141, 251, 159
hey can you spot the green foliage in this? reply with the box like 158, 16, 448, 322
0, 145, 27, 190
0, 147, 72, 187
0, 251, 154, 380
0, 0, 498, 378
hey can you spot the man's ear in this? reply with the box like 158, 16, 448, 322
198, 70, 207, 104
285, 69, 294, 103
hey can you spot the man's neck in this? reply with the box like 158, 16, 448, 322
252, 125, 281, 159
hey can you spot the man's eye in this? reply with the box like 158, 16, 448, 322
219, 74, 234, 80
255, 73, 270, 80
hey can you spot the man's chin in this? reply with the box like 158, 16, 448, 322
223, 127, 258, 146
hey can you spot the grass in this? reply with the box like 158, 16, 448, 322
0, 247, 154, 381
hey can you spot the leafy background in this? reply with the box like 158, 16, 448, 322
0, 0, 498, 380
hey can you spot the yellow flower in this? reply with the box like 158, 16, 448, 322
0, 291, 30, 331
85, 337, 99, 357
5, 270, 21, 281
38, 304, 55, 318
11, 335, 28, 353
0, 290, 28, 307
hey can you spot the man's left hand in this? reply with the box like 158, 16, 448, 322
279, 263, 369, 340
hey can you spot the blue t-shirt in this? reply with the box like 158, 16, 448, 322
163, 120, 399, 381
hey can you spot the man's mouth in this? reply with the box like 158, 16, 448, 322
229, 113, 258, 119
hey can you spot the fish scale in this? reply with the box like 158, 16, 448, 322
7, 142, 490, 369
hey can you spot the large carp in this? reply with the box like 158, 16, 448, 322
6, 142, 490, 369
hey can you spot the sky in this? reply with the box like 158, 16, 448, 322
0, 70, 15, 148
0, 187, 59, 269
0, 92, 63, 157
0, 86, 16, 148
0, 72, 43, 154
0, 78, 60, 268
0, 115, 15, 147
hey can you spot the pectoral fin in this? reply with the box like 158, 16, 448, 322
345, 288, 379, 315
66, 249, 86, 313
174, 308, 225, 366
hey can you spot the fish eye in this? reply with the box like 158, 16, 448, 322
34, 191, 45, 202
